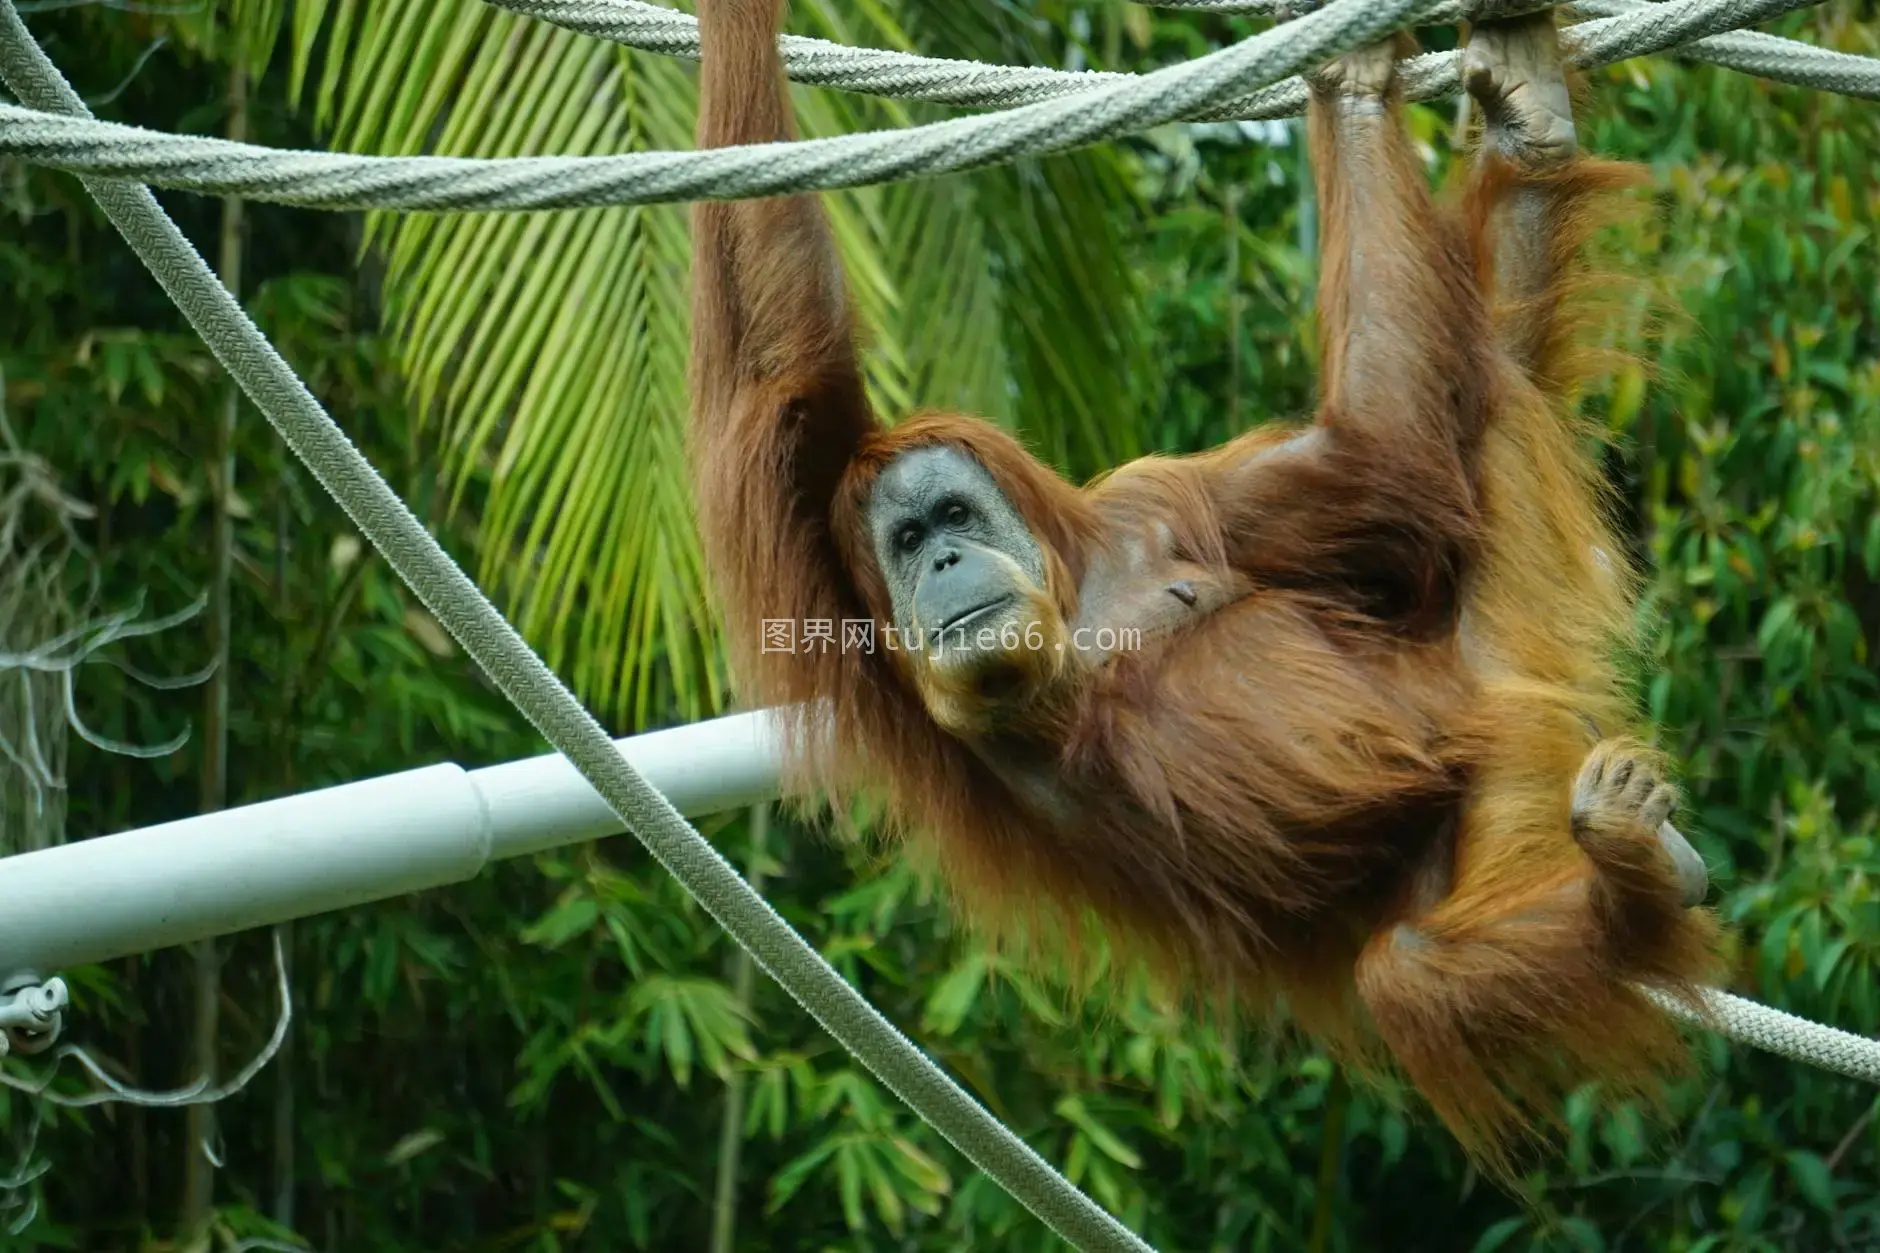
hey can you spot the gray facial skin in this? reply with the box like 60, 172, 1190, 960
865, 446, 1046, 653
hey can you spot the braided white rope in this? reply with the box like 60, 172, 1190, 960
1144, 0, 1323, 12
1147, 0, 1533, 13
488, 0, 1874, 116
0, 0, 1435, 207
1149, 0, 1880, 100
1649, 988, 1880, 1085
1577, 0, 1880, 97
490, 0, 1131, 111
0, 0, 1836, 212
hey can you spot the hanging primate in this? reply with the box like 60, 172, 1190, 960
688, 0, 1719, 1171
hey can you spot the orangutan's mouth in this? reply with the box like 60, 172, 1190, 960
938, 597, 1012, 635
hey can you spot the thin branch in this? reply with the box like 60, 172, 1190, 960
84, 36, 168, 108
1826, 1099, 1879, 1174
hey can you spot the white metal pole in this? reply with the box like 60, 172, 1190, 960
478, 707, 785, 859
0, 709, 786, 979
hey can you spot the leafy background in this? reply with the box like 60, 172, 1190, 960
0, 1, 1875, 1250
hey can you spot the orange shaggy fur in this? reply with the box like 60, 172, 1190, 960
687, 0, 1721, 1175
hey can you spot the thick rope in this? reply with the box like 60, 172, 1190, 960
0, 0, 1435, 204
1577, 0, 1880, 97
0, 0, 1843, 213
1147, 0, 1336, 12
1033, 0, 1548, 14
1651, 989, 1880, 1085
0, 1, 1426, 1249
485, 0, 1134, 111
487, 0, 1872, 115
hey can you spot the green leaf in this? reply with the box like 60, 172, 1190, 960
385, 1127, 444, 1166
921, 951, 986, 1036
883, 1135, 951, 1199
1756, 595, 1798, 655
519, 894, 599, 949
836, 1140, 865, 1231
627, 976, 757, 1088
861, 1142, 907, 1233
288, 0, 720, 727
1054, 1096, 1142, 1170
1784, 1150, 1835, 1213
1557, 1216, 1606, 1252
1471, 1216, 1528, 1252
745, 1064, 790, 1142
766, 1136, 841, 1214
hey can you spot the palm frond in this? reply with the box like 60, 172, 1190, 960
873, 0, 1157, 479
277, 0, 1155, 727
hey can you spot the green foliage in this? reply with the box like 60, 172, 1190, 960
0, 4, 1874, 1252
